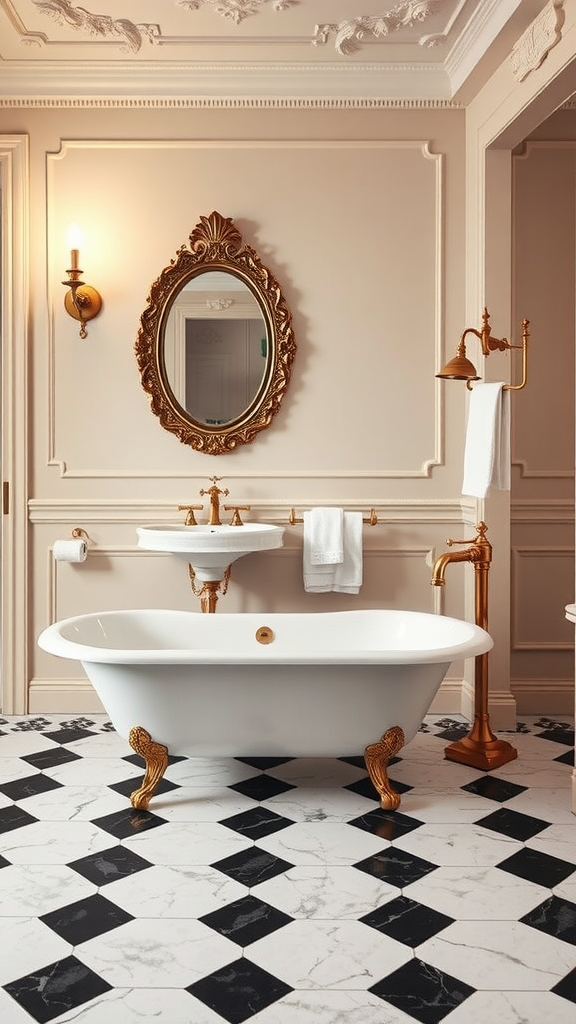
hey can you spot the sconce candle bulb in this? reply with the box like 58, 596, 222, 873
62, 228, 102, 339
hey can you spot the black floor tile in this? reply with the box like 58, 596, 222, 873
354, 847, 438, 888
555, 749, 575, 766
0, 773, 63, 802
339, 754, 402, 769
348, 808, 424, 841
346, 775, 412, 801
220, 806, 295, 840
212, 846, 294, 887
40, 893, 134, 944
236, 756, 295, 770
200, 894, 293, 946
521, 894, 576, 945
552, 965, 576, 1004
41, 728, 98, 745
369, 958, 475, 1024
68, 844, 154, 886
122, 752, 186, 767
22, 747, 81, 770
187, 958, 293, 1024
461, 775, 527, 802
475, 806, 550, 841
497, 847, 576, 888
360, 895, 454, 946
3, 955, 112, 1023
228, 775, 296, 802
0, 854, 10, 868
0, 804, 39, 833
533, 720, 575, 746
108, 775, 181, 798
91, 807, 168, 840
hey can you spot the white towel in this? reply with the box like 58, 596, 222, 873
303, 509, 363, 594
462, 382, 510, 498
333, 512, 363, 594
303, 508, 343, 593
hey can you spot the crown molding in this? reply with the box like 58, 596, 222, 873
0, 59, 463, 105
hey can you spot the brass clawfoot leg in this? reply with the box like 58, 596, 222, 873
364, 725, 405, 810
128, 726, 169, 809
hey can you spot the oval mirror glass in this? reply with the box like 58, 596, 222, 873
136, 212, 296, 455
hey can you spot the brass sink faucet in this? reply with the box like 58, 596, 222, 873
431, 521, 492, 619
200, 476, 229, 526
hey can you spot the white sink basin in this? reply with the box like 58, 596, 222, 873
137, 523, 284, 582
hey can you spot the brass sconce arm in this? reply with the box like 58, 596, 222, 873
437, 308, 529, 391
62, 244, 102, 339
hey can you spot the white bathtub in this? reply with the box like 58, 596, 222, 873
38, 608, 492, 810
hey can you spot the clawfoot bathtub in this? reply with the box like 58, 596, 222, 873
38, 608, 492, 810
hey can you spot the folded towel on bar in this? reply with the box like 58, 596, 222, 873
303, 509, 363, 594
462, 382, 510, 498
304, 507, 344, 566
333, 511, 363, 594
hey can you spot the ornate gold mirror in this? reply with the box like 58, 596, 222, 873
136, 212, 296, 455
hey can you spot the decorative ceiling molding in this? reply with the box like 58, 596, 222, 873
313, 1, 445, 56
510, 0, 563, 82
27, 0, 448, 57
175, 0, 299, 23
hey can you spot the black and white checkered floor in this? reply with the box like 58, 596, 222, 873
1, 713, 575, 1023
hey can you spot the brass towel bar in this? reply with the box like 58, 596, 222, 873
288, 507, 379, 526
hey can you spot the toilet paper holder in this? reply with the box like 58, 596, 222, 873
71, 527, 90, 543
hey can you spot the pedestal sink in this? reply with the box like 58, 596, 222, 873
137, 523, 284, 583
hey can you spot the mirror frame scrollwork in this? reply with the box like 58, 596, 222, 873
135, 212, 296, 455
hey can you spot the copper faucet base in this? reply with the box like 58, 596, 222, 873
445, 734, 518, 771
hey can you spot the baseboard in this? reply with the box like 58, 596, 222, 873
28, 679, 105, 715
511, 679, 575, 718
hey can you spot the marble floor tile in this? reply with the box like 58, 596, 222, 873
248, 919, 412, 989
1, 713, 575, 1024
418, 919, 576, 990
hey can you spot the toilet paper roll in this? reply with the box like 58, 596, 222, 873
53, 539, 87, 563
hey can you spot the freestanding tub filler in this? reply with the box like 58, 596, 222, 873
38, 608, 493, 810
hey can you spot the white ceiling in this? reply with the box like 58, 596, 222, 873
0, 0, 558, 104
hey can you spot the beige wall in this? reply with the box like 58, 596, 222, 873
0, 106, 478, 713
511, 137, 575, 714
0, 83, 574, 719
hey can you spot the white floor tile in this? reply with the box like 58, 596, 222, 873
419, 919, 576, 989
105, 864, 247, 918
404, 864, 548, 920
122, 820, 252, 865
249, 919, 411, 989
254, 864, 398, 919
0, 863, 96, 916
256, 821, 389, 866
78, 918, 238, 987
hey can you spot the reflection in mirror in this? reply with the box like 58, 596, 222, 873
135, 212, 296, 455
164, 272, 268, 425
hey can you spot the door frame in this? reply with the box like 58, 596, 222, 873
1, 135, 29, 714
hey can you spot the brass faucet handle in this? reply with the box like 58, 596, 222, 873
223, 505, 250, 527
177, 504, 203, 526
447, 521, 489, 546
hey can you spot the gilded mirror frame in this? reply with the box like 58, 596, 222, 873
135, 212, 296, 455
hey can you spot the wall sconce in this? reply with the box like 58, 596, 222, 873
62, 225, 102, 339
436, 307, 530, 391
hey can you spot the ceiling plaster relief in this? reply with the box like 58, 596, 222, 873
27, 0, 449, 56
510, 0, 563, 82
